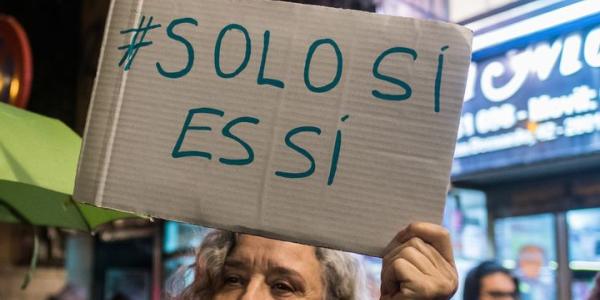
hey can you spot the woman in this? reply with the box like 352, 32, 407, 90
172, 222, 458, 300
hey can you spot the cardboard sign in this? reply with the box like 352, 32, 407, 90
75, 0, 472, 256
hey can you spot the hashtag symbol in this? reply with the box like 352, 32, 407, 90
118, 15, 162, 71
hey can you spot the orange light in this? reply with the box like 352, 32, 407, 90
526, 121, 538, 133
0, 71, 4, 99
9, 77, 19, 104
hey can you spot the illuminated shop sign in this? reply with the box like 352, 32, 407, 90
452, 24, 600, 177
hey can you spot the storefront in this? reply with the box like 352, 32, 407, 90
450, 1, 600, 299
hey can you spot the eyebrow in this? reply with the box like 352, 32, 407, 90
223, 259, 307, 284
223, 259, 250, 271
269, 265, 305, 280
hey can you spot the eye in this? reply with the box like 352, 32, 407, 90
272, 281, 295, 293
223, 274, 243, 286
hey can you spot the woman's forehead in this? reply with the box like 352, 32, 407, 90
234, 234, 317, 257
228, 234, 320, 270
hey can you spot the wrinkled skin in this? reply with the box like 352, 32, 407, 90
213, 235, 324, 300
212, 222, 458, 300
380, 222, 458, 300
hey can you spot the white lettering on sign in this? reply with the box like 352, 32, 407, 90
532, 39, 562, 81
475, 103, 516, 134
528, 85, 598, 122
454, 127, 534, 158
534, 121, 557, 142
585, 27, 600, 67
564, 112, 600, 137
480, 53, 529, 102
457, 112, 474, 139
560, 34, 583, 76
456, 24, 600, 160
456, 85, 599, 157
463, 63, 477, 102
466, 25, 600, 104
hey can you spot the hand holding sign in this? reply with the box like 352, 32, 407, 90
75, 0, 472, 256
381, 223, 458, 300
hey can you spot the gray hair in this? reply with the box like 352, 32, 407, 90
167, 230, 369, 300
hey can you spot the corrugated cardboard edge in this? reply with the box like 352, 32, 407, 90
75, 0, 146, 207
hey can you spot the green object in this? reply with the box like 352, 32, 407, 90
0, 102, 141, 289
0, 101, 139, 230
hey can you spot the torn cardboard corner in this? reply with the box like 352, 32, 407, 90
74, 0, 472, 257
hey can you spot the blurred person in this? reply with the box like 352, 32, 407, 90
517, 245, 544, 279
515, 245, 555, 300
463, 261, 519, 300
168, 222, 458, 300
